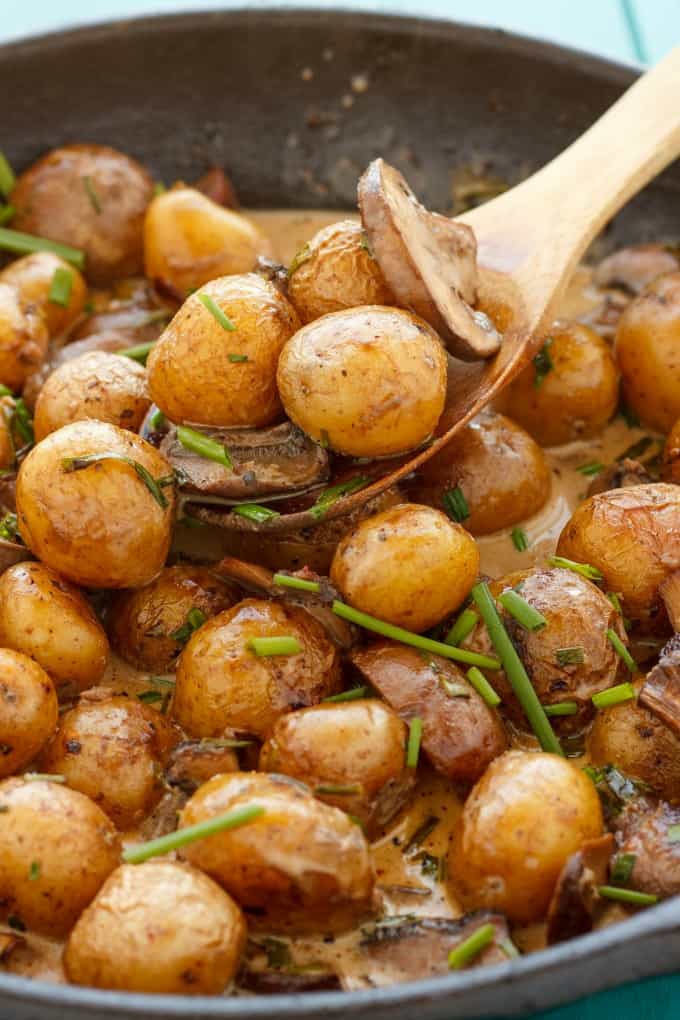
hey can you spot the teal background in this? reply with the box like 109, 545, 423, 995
2, 1, 680, 1016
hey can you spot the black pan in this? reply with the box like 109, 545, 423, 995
1, 9, 680, 1019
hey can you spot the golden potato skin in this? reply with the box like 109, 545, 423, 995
0, 778, 120, 936
330, 503, 479, 632
40, 697, 178, 829
259, 700, 413, 835
11, 144, 154, 285
180, 772, 374, 933
449, 751, 603, 924
64, 860, 245, 994
16, 421, 175, 589
143, 186, 271, 295
34, 351, 150, 440
0, 281, 49, 391
173, 598, 341, 739
0, 561, 109, 691
0, 399, 13, 469
557, 483, 680, 628
147, 273, 300, 427
288, 219, 394, 323
277, 305, 447, 457
0, 253, 87, 338
495, 321, 618, 446
0, 649, 57, 778
615, 272, 680, 432
108, 565, 240, 672
407, 410, 551, 535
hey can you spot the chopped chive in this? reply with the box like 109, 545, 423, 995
667, 824, 680, 844
177, 425, 233, 470
61, 453, 169, 510
170, 608, 206, 645
319, 429, 331, 449
511, 527, 529, 552
227, 353, 248, 363
549, 555, 603, 581
0, 153, 15, 197
607, 592, 624, 614
444, 607, 478, 647
532, 338, 554, 389
611, 853, 637, 885
248, 636, 302, 657
81, 176, 102, 213
117, 340, 155, 364
472, 582, 563, 755
543, 701, 579, 717
314, 783, 361, 796
500, 937, 520, 959
153, 181, 166, 196
331, 601, 501, 670
273, 572, 321, 593
406, 717, 423, 768
288, 243, 312, 277
232, 503, 280, 523
606, 629, 636, 673
28, 861, 41, 882
417, 852, 442, 879
448, 923, 496, 970
592, 681, 636, 709
23, 773, 66, 783
556, 646, 585, 667
309, 477, 369, 520
598, 886, 657, 906
137, 690, 164, 704
198, 292, 236, 332
498, 589, 547, 631
0, 512, 20, 543
12, 397, 34, 446
466, 666, 501, 707
323, 686, 369, 703
48, 266, 73, 307
123, 804, 265, 864
0, 226, 85, 269
149, 408, 166, 430
0, 384, 13, 397
440, 677, 471, 699
0, 205, 15, 226
576, 461, 604, 476
404, 815, 440, 851
442, 485, 469, 523
260, 937, 292, 969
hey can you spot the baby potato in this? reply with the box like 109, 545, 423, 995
16, 420, 175, 589
108, 565, 240, 672
449, 751, 603, 924
40, 696, 178, 829
147, 273, 300, 427
557, 482, 680, 629
330, 503, 479, 632
64, 860, 246, 994
407, 410, 551, 535
173, 598, 341, 739
143, 186, 271, 295
259, 700, 413, 835
615, 272, 680, 432
0, 281, 49, 391
0, 561, 109, 690
34, 350, 150, 440
0, 403, 13, 470
287, 219, 394, 323
0, 649, 57, 778
11, 144, 154, 285
180, 772, 374, 933
495, 321, 619, 446
277, 306, 447, 457
0, 253, 87, 338
0, 777, 120, 936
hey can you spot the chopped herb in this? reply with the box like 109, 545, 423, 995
417, 852, 444, 879
170, 608, 206, 645
440, 676, 471, 699
28, 861, 41, 882
576, 461, 604, 476
0, 384, 12, 397
47, 266, 74, 307
198, 292, 236, 331
12, 398, 34, 446
444, 607, 478, 647
309, 477, 369, 520
533, 338, 554, 389
288, 243, 312, 276
61, 453, 169, 510
556, 646, 585, 667
592, 682, 636, 710
314, 783, 361, 796
598, 886, 657, 907
404, 815, 439, 852
0, 152, 15, 198
442, 485, 469, 523
511, 527, 529, 552
247, 636, 302, 657
549, 555, 603, 581
448, 923, 496, 970
273, 572, 321, 593
227, 353, 248, 363
500, 937, 520, 959
498, 589, 547, 631
153, 181, 166, 196
232, 503, 280, 523
123, 804, 265, 864
23, 773, 66, 783
0, 205, 14, 226
0, 513, 20, 543
7, 916, 25, 932
543, 701, 579, 717
667, 824, 680, 844
149, 408, 166, 430
0, 227, 85, 269
199, 737, 254, 749
348, 814, 365, 829
584, 765, 649, 812
319, 429, 331, 449
137, 690, 164, 704
606, 630, 636, 673
406, 717, 423, 768
177, 425, 232, 470
607, 592, 624, 614
611, 853, 637, 886
81, 176, 102, 213
323, 686, 369, 703
466, 666, 501, 707
617, 436, 654, 461
360, 232, 373, 256
117, 340, 155, 364
260, 937, 292, 970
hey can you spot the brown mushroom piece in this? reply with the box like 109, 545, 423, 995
659, 571, 680, 632
614, 798, 680, 899
593, 244, 680, 295
546, 833, 615, 945
585, 457, 654, 497
164, 739, 242, 795
639, 633, 680, 738
22, 332, 137, 411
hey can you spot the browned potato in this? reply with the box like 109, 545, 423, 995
16, 420, 175, 589
172, 598, 341, 738
11, 144, 154, 285
0, 778, 120, 935
0, 561, 109, 690
287, 220, 394, 323
0, 253, 87, 338
663, 415, 680, 484
108, 565, 240, 673
40, 696, 178, 828
0, 401, 14, 470
557, 482, 680, 629
407, 410, 551, 535
615, 272, 680, 432
495, 321, 619, 446
0, 649, 58, 778
0, 282, 49, 391
34, 351, 150, 440
277, 306, 447, 457
330, 503, 479, 632
259, 700, 414, 835
180, 772, 374, 933
449, 751, 603, 924
143, 186, 271, 295
147, 273, 299, 427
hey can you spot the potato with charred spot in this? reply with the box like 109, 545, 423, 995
277, 306, 447, 457
0, 282, 49, 391
0, 649, 58, 778
330, 503, 479, 632
0, 253, 87, 339
449, 751, 603, 924
180, 772, 374, 933
172, 599, 341, 739
16, 421, 175, 589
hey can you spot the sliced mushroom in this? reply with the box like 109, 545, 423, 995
255, 254, 290, 297
164, 738, 242, 794
22, 331, 133, 409
593, 244, 680, 295
586, 458, 654, 497
614, 797, 680, 898
358, 159, 500, 361
193, 167, 239, 210
238, 966, 341, 994
659, 571, 680, 633
0, 930, 26, 962
0, 538, 29, 575
546, 833, 614, 945
639, 632, 680, 738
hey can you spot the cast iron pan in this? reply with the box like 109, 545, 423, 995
1, 8, 680, 1019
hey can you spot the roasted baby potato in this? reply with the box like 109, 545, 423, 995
0, 649, 58, 778
172, 598, 341, 738
147, 273, 300, 427
16, 420, 175, 589
330, 503, 479, 632
277, 306, 447, 457
0, 561, 109, 691
0, 281, 49, 391
0, 253, 87, 339
449, 751, 603, 924
180, 772, 375, 933
0, 777, 120, 935
495, 321, 619, 446
11, 144, 154, 285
